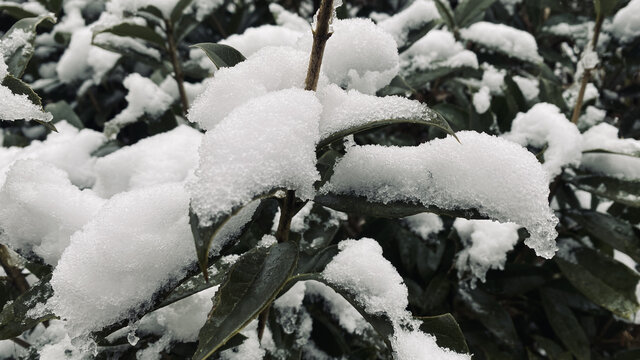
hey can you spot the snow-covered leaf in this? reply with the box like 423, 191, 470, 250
170, 0, 194, 23
45, 100, 83, 129
1, 74, 56, 131
1, 13, 56, 77
0, 274, 57, 340
567, 173, 640, 207
193, 242, 298, 360
454, 0, 497, 28
94, 23, 166, 49
192, 43, 246, 69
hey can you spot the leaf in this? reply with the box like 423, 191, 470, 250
0, 4, 40, 20
566, 209, 640, 264
398, 20, 437, 53
170, 0, 194, 23
95, 23, 166, 49
594, 0, 619, 18
540, 288, 591, 360
193, 242, 299, 360
191, 43, 246, 69
0, 274, 57, 340
418, 314, 470, 353
538, 77, 568, 111
377, 75, 416, 96
434, 0, 456, 31
454, 0, 498, 28
45, 100, 83, 129
583, 148, 640, 158
314, 193, 485, 220
555, 240, 640, 319
1, 75, 57, 132
567, 174, 640, 207
317, 107, 458, 149
1, 13, 56, 77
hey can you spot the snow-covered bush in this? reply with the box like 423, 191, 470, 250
1, 0, 640, 359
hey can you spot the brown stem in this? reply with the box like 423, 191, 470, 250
570, 14, 604, 124
275, 190, 296, 243
165, 19, 190, 116
257, 305, 270, 341
11, 338, 31, 348
0, 244, 30, 294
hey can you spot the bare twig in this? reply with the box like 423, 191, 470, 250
570, 14, 604, 124
165, 19, 190, 116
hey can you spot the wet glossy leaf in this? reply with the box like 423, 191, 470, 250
418, 313, 469, 353
191, 43, 246, 69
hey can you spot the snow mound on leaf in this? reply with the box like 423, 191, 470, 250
460, 22, 542, 63
322, 131, 558, 258
220, 25, 304, 57
189, 89, 321, 226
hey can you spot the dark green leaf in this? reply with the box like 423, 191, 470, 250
539, 77, 568, 111
45, 101, 83, 129
398, 20, 437, 53
191, 43, 246, 69
1, 13, 56, 77
567, 209, 640, 264
1, 75, 56, 131
377, 75, 416, 96
454, 0, 497, 28
170, 0, 194, 23
0, 274, 57, 340
95, 23, 166, 49
567, 174, 640, 207
583, 148, 640, 158
314, 193, 485, 219
0, 4, 40, 20
418, 314, 469, 353
555, 240, 640, 319
193, 242, 299, 360
540, 288, 591, 360
317, 107, 458, 149
434, 0, 456, 31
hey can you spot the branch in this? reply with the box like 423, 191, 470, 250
0, 244, 30, 294
165, 19, 190, 116
570, 14, 604, 124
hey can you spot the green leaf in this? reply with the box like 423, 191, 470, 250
377, 75, 416, 96
540, 288, 591, 360
1, 75, 57, 132
317, 107, 458, 149
454, 0, 497, 28
434, 0, 456, 31
418, 314, 470, 353
193, 242, 299, 360
45, 100, 83, 129
566, 209, 640, 264
170, 0, 194, 23
0, 274, 57, 340
1, 13, 56, 77
583, 148, 640, 158
398, 20, 438, 53
538, 77, 568, 111
594, 0, 619, 18
191, 43, 246, 69
567, 174, 640, 207
0, 4, 40, 20
555, 240, 640, 319
314, 193, 485, 219
95, 23, 166, 49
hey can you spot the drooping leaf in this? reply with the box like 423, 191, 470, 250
193, 242, 299, 360
540, 288, 591, 360
191, 43, 246, 69
567, 174, 640, 207
418, 313, 469, 353
45, 100, 83, 129
566, 209, 640, 264
454, 0, 498, 28
1, 13, 56, 77
1, 75, 57, 131
555, 240, 640, 319
94, 23, 166, 49
0, 274, 57, 340
317, 107, 458, 149
314, 193, 485, 220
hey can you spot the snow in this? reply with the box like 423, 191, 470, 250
189, 89, 321, 226
503, 103, 582, 179
0, 160, 105, 265
322, 131, 559, 259
578, 106, 606, 130
0, 28, 32, 61
454, 219, 520, 285
301, 18, 399, 94
107, 0, 179, 18
103, 73, 174, 138
401, 30, 478, 72
219, 321, 266, 360
188, 46, 315, 130
564, 82, 598, 109
322, 238, 409, 320
92, 33, 161, 62
0, 121, 105, 188
191, 0, 224, 21
581, 123, 640, 180
402, 213, 444, 240
317, 84, 439, 141
221, 25, 304, 57
378, 0, 440, 47
305, 280, 372, 334
269, 3, 310, 32
48, 183, 194, 335
56, 28, 120, 84
611, 0, 640, 43
480, 64, 506, 94
513, 75, 539, 102
322, 238, 470, 359
460, 22, 543, 63
93, 125, 202, 197
473, 86, 491, 114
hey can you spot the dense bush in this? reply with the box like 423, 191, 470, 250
0, 0, 639, 359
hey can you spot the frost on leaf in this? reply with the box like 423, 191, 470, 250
503, 103, 582, 180
459, 22, 543, 63
48, 183, 194, 335
188, 89, 322, 226
322, 131, 559, 259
